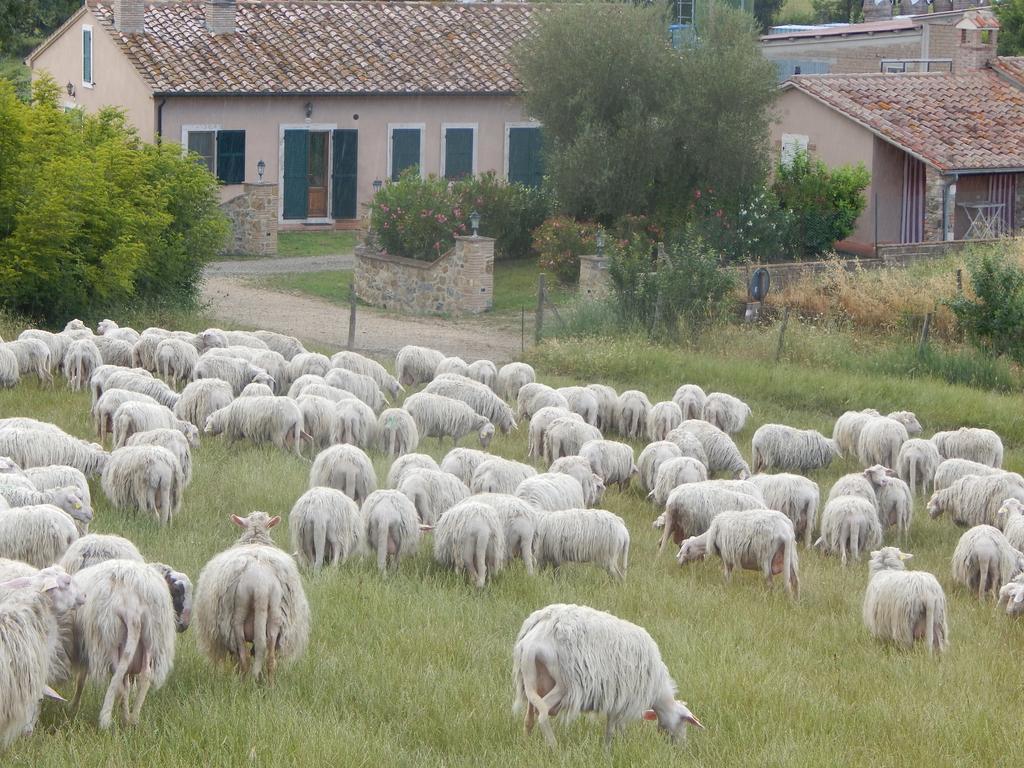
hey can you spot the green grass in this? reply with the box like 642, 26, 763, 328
253, 270, 354, 306
5, 323, 1024, 765
278, 230, 358, 258
491, 260, 570, 314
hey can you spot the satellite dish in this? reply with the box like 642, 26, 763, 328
749, 268, 770, 301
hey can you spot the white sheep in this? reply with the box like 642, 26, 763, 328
814, 495, 883, 566
586, 384, 619, 433
996, 498, 1024, 551
831, 408, 879, 457
430, 500, 506, 588
927, 472, 1024, 528
516, 472, 585, 512
658, 484, 763, 554
5, 338, 52, 383
205, 396, 305, 456
0, 417, 66, 434
557, 386, 600, 426
194, 355, 274, 397
750, 473, 819, 548
827, 465, 892, 512
397, 467, 470, 525
543, 417, 602, 465
579, 439, 637, 491
203, 328, 269, 351
512, 603, 702, 748
637, 441, 684, 495
0, 504, 79, 567
896, 438, 941, 496
403, 392, 495, 448
0, 428, 108, 477
324, 367, 388, 412
387, 453, 440, 488
395, 345, 444, 387
535, 508, 630, 581
497, 361, 536, 402
856, 416, 909, 469
862, 547, 948, 654
309, 444, 377, 505
649, 457, 709, 508
517, 383, 569, 421
997, 574, 1024, 617
548, 455, 606, 507
647, 401, 683, 442
126, 427, 193, 486
887, 410, 923, 436
0, 343, 20, 388
677, 508, 799, 599
668, 421, 748, 479
154, 338, 200, 387
194, 512, 309, 680
425, 375, 516, 433
932, 427, 1003, 468
470, 457, 537, 494
289, 352, 332, 382
112, 401, 198, 450
22, 464, 91, 507
701, 392, 751, 435
294, 381, 357, 404
376, 408, 419, 457
253, 330, 306, 360
93, 388, 161, 441
439, 447, 492, 486
435, 356, 469, 378
92, 335, 134, 367
330, 350, 402, 398
933, 457, 1001, 492
0, 484, 92, 532
169, 379, 232, 433
101, 445, 184, 524
17, 328, 70, 370
99, 369, 178, 409
288, 487, 362, 571
294, 394, 338, 452
616, 390, 653, 440
239, 381, 275, 398
877, 476, 913, 541
96, 320, 140, 343
951, 524, 1024, 601
58, 533, 143, 574
131, 331, 171, 372
672, 384, 707, 421
466, 359, 498, 391
473, 493, 542, 575
335, 398, 379, 449
63, 338, 102, 392
362, 490, 421, 573
203, 347, 288, 391
527, 406, 578, 459
750, 424, 839, 474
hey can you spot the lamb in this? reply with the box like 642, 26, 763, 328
647, 401, 683, 442
58, 533, 144, 573
253, 330, 306, 360
193, 355, 274, 397
334, 398, 378, 449
927, 472, 1024, 528
814, 496, 883, 566
543, 418, 602, 465
672, 384, 707, 421
586, 384, 619, 433
750, 473, 820, 547
330, 350, 402, 398
309, 444, 377, 505
324, 367, 388, 412
22, 465, 91, 507
395, 345, 445, 387
68, 559, 191, 729
856, 416, 909, 469
473, 493, 542, 575
997, 574, 1024, 617
288, 487, 362, 572
669, 421, 748, 479
557, 386, 600, 426
0, 428, 109, 477
527, 406, 578, 459
466, 359, 498, 391
361, 490, 421, 573
887, 411, 923, 436
376, 408, 419, 457
516, 472, 586, 512
877, 476, 913, 540
0, 484, 92, 532
512, 603, 702, 748
430, 500, 506, 588
0, 566, 83, 748
5, 338, 52, 383
99, 370, 179, 409
497, 361, 535, 402
517, 383, 569, 421
535, 509, 630, 581
194, 512, 310, 680
996, 498, 1024, 551
0, 505, 79, 567
173, 378, 234, 430
951, 524, 1024, 600
439, 447, 492, 485
205, 396, 305, 456
397, 468, 470, 525
470, 457, 537, 494
827, 466, 892, 512
548, 456, 606, 507
387, 453, 440, 488
435, 356, 469, 378
295, 394, 338, 455
579, 439, 637, 491
424, 375, 516, 433
154, 338, 200, 387
101, 445, 185, 524
831, 408, 880, 457
649, 457, 709, 508
701, 392, 751, 435
750, 424, 839, 474
616, 390, 653, 440
62, 338, 102, 391
932, 427, 1003, 468
933, 458, 1001, 492
0, 343, 19, 388
896, 438, 942, 496
289, 352, 332, 382
126, 428, 193, 486
93, 388, 161, 441
92, 335, 135, 367
637, 441, 684, 494
658, 485, 764, 553
112, 401, 199, 450
862, 547, 948, 654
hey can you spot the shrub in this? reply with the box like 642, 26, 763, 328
454, 172, 552, 260
532, 215, 597, 285
946, 251, 1024, 365
689, 185, 789, 263
367, 169, 468, 261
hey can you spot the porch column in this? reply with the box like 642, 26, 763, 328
923, 166, 952, 242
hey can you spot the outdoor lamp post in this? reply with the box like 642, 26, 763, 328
256, 159, 266, 182
372, 178, 383, 194
596, 228, 605, 256
470, 210, 481, 237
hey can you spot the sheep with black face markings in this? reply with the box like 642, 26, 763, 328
750, 424, 839, 474
309, 444, 377, 505
579, 439, 637, 491
548, 456, 606, 507
668, 421, 747, 479
862, 547, 948, 654
288, 487, 362, 572
398, 468, 470, 525
951, 524, 1024, 601
361, 490, 421, 573
204, 397, 305, 456
430, 500, 506, 589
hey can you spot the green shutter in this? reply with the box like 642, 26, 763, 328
215, 130, 245, 184
444, 128, 473, 180
508, 127, 544, 188
283, 129, 309, 220
391, 128, 420, 181
331, 129, 358, 220
82, 28, 92, 84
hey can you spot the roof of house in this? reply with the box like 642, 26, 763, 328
84, 0, 536, 96
784, 70, 1024, 172
761, 17, 920, 42
992, 56, 1024, 83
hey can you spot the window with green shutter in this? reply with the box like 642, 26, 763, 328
82, 27, 93, 85
390, 128, 421, 181
508, 127, 544, 189
216, 130, 245, 184
444, 127, 474, 180
283, 129, 310, 220
187, 131, 216, 175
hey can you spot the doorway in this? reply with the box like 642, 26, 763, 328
306, 131, 328, 218
283, 128, 359, 221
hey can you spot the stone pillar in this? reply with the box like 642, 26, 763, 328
452, 236, 494, 313
923, 166, 948, 242
219, 183, 278, 256
578, 254, 612, 300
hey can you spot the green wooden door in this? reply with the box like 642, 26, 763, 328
331, 129, 358, 220
391, 128, 421, 181
508, 127, 544, 188
283, 129, 309, 220
444, 128, 473, 180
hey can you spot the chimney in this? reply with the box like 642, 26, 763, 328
206, 0, 236, 34
862, 0, 892, 23
954, 9, 999, 71
113, 0, 145, 34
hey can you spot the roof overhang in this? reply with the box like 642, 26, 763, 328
153, 89, 521, 98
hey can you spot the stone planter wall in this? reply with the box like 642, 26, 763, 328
220, 183, 278, 256
355, 236, 494, 315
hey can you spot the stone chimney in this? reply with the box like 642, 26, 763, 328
862, 0, 892, 23
113, 0, 145, 34
205, 0, 236, 34
954, 9, 999, 71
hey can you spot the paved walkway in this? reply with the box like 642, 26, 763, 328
204, 254, 355, 277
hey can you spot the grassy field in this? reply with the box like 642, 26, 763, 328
4, 325, 1024, 766
255, 270, 354, 306
278, 230, 358, 258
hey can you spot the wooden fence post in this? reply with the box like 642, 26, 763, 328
347, 281, 357, 350
918, 312, 932, 355
535, 273, 546, 345
956, 268, 963, 294
775, 307, 791, 363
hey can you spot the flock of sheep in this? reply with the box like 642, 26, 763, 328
0, 317, 1022, 751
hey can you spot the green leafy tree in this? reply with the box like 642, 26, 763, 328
946, 252, 1024, 365
996, 0, 1024, 55
754, 0, 784, 31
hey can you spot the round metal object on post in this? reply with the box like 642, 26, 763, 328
749, 267, 770, 301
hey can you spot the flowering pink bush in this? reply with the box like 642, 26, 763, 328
532, 215, 597, 285
368, 169, 467, 261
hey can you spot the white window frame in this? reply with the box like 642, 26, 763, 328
181, 124, 221, 175
503, 121, 541, 181
277, 123, 338, 224
387, 123, 426, 181
81, 25, 94, 89
440, 123, 478, 180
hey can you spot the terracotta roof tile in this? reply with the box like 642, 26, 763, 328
787, 71, 1024, 172
89, 0, 536, 95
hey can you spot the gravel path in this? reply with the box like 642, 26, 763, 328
205, 254, 355, 276
201, 275, 525, 362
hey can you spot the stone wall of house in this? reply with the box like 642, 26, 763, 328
219, 183, 278, 256
924, 166, 947, 242
355, 236, 494, 315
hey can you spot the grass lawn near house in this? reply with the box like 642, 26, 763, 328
278, 230, 358, 258
253, 270, 354, 305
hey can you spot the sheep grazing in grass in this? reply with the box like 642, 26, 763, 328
253, 330, 306, 360
517, 383, 569, 421
951, 524, 1024, 601
658, 485, 764, 554
933, 458, 1001, 493
293, 394, 337, 453
131, 332, 171, 372
194, 512, 309, 681
857, 416, 909, 469
194, 355, 274, 397
649, 457, 709, 508
16, 329, 67, 373
862, 547, 948, 654
672, 384, 707, 422
5, 338, 52, 383
126, 427, 193, 486
678, 509, 800, 598
332, 398, 377, 449
932, 427, 1004, 468
578, 384, 614, 433
701, 392, 751, 435
466, 359, 498, 391
101, 445, 184, 524
0, 566, 84, 749
665, 428, 709, 468
0, 343, 19, 388
100, 369, 179, 409
877, 476, 913, 541
69, 560, 191, 729
0, 428, 109, 477
397, 468, 470, 525
58, 533, 144, 574
439, 447, 492, 485
997, 574, 1024, 616
0, 484, 92, 532
815, 495, 883, 566
172, 379, 233, 434
403, 392, 494, 449
205, 396, 305, 456
425, 375, 516, 433
287, 374, 330, 401
289, 352, 332, 382
750, 473, 820, 548
387, 453, 440, 488
435, 356, 469, 378
395, 345, 445, 387
527, 407, 578, 459
309, 444, 377, 505
647, 401, 683, 442
376, 408, 419, 457
93, 335, 134, 367
96, 320, 140, 343
543, 417, 602, 465
206, 348, 289, 392
616, 390, 653, 440
549, 455, 606, 507
896, 438, 941, 496
154, 338, 200, 388
887, 411, 923, 436
516, 472, 586, 512
239, 381, 274, 398
112, 401, 199, 450
430, 500, 506, 589
669, 421, 748, 479
63, 338, 102, 392
579, 439, 637, 491
827, 465, 892, 512
294, 381, 357, 405
557, 386, 600, 426
497, 362, 536, 402
535, 509, 630, 581
512, 603, 702, 748
471, 457, 537, 494
637, 441, 684, 495
473, 493, 542, 575
324, 367, 388, 412
750, 424, 839, 474
927, 472, 1024, 528
0, 505, 80, 568
832, 408, 880, 457
22, 465, 91, 507
288, 487, 362, 572
90, 365, 154, 401
362, 490, 422, 573
331, 350, 403, 398
93, 388, 161, 442
996, 498, 1024, 551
